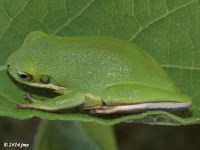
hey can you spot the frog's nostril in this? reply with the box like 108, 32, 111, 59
7, 65, 10, 68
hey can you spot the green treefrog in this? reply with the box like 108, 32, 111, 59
6, 31, 191, 114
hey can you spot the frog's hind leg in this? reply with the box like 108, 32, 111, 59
91, 102, 191, 114
92, 84, 191, 114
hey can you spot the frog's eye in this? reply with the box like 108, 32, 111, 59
40, 76, 50, 84
17, 71, 33, 82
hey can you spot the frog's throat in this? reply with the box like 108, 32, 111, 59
28, 83, 66, 91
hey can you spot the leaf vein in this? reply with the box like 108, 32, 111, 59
52, 0, 95, 35
0, 1, 29, 40
0, 65, 6, 71
128, 0, 197, 41
162, 64, 200, 71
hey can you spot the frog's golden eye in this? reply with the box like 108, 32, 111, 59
17, 71, 33, 82
40, 76, 50, 84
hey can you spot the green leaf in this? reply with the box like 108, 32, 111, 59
0, 0, 199, 125
33, 120, 118, 150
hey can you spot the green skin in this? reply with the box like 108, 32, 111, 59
6, 31, 191, 114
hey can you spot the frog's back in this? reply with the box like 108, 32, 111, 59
23, 32, 178, 94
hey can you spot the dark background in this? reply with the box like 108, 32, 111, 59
0, 117, 200, 150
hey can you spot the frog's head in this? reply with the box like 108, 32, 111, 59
7, 50, 49, 88
6, 32, 65, 91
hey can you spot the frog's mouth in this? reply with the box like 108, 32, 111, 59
7, 65, 66, 91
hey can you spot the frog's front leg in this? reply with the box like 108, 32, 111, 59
16, 91, 85, 112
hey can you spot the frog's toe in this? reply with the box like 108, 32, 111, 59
24, 93, 38, 103
16, 103, 32, 109
90, 106, 120, 114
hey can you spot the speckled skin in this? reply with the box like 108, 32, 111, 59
6, 32, 191, 113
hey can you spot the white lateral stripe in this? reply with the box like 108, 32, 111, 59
29, 83, 66, 91
94, 102, 192, 114
125, 101, 192, 109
